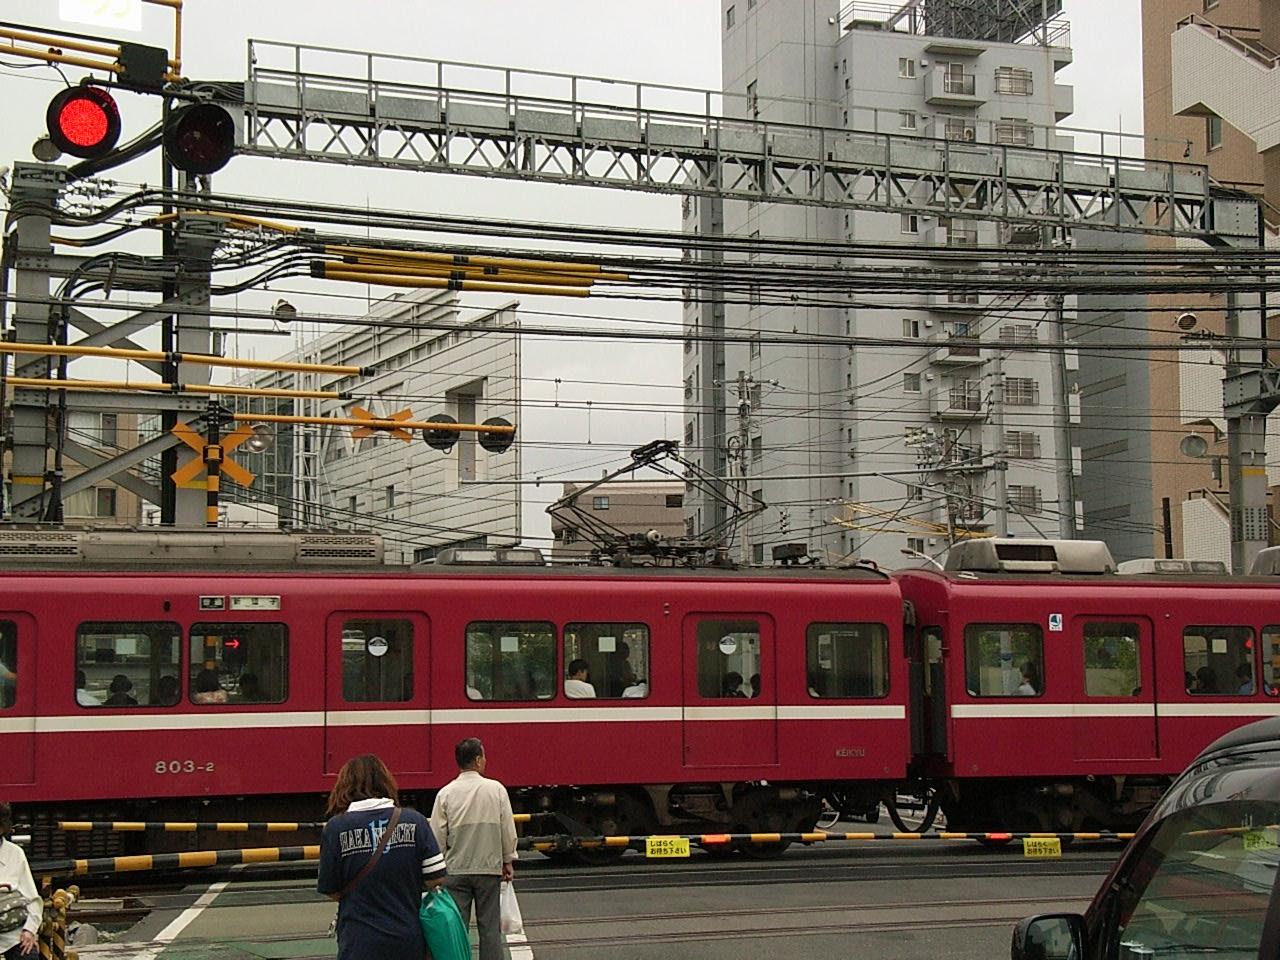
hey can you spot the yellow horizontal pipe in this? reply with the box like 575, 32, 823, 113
0, 27, 120, 57
7, 377, 345, 401
234, 412, 515, 435
0, 43, 122, 74
0, 341, 368, 377
323, 264, 591, 299
149, 210, 301, 234
328, 244, 610, 275
347, 253, 628, 284
333, 259, 596, 288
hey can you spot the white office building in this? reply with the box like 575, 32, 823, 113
684, 0, 1080, 568
230, 288, 521, 564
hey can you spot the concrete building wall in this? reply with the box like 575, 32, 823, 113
1142, 0, 1274, 560
233, 289, 521, 564
687, 0, 1076, 569
550, 481, 685, 562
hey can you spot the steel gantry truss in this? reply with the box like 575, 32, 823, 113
231, 40, 1233, 239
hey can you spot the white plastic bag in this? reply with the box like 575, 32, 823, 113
499, 880, 524, 936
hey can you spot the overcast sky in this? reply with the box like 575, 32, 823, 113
1, 0, 1145, 542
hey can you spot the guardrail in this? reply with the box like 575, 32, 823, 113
30, 829, 1132, 879
53, 812, 540, 833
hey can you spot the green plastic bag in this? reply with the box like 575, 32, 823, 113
419, 889, 471, 960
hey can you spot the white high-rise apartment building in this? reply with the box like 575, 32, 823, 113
684, 0, 1079, 568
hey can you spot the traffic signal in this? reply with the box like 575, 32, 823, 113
164, 102, 236, 175
478, 417, 516, 454
422, 414, 458, 453
44, 86, 236, 174
46, 85, 121, 159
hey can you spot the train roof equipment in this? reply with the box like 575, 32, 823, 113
943, 538, 1116, 575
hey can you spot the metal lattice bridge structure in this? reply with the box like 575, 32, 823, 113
229, 39, 1248, 241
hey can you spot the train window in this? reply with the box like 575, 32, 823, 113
806, 623, 889, 698
76, 622, 182, 709
1184, 626, 1254, 696
1262, 628, 1280, 696
0, 622, 15, 709
1083, 622, 1141, 697
563, 623, 650, 698
188, 623, 288, 705
465, 622, 555, 701
696, 619, 762, 698
963, 624, 1043, 697
342, 619, 413, 702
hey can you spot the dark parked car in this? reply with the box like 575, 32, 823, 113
1012, 716, 1280, 959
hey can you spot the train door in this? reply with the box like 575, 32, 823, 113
324, 612, 431, 776
681, 614, 778, 767
917, 626, 948, 759
1071, 616, 1158, 762
0, 614, 35, 786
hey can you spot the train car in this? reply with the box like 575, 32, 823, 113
0, 530, 910, 861
896, 538, 1280, 834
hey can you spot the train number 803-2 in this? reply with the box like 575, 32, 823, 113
154, 760, 216, 774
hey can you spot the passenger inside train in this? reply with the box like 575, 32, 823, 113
564, 659, 596, 699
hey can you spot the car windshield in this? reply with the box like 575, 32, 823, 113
1113, 800, 1280, 958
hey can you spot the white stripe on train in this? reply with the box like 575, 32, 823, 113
0, 701, 1271, 734
951, 702, 1280, 719
0, 703, 903, 734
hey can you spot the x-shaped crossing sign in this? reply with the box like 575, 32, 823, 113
170, 421, 257, 488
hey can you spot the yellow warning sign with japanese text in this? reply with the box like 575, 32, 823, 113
645, 836, 691, 858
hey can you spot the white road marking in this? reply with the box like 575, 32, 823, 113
119, 871, 237, 959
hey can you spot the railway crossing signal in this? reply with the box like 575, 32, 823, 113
46, 86, 121, 159
45, 84, 236, 173
164, 102, 237, 174
170, 415, 257, 528
351, 406, 414, 442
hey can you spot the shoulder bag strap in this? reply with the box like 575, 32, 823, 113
337, 806, 402, 900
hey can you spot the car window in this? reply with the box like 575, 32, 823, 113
1110, 800, 1280, 959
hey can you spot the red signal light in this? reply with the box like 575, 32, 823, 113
47, 86, 121, 159
224, 638, 241, 650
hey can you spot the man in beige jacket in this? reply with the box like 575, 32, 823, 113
430, 737, 517, 960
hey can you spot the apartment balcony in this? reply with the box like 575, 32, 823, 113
1172, 13, 1280, 152
924, 221, 980, 250
928, 290, 984, 312
931, 385, 987, 420
930, 335, 984, 366
924, 66, 986, 107
1052, 83, 1074, 123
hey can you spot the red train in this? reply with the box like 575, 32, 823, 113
1, 530, 1277, 861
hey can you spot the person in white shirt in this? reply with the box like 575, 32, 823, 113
563, 659, 596, 699
621, 679, 648, 698
0, 802, 41, 957
430, 738, 517, 960
75, 670, 101, 708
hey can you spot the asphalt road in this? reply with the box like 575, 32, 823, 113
73, 837, 1119, 960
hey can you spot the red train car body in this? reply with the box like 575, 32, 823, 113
0, 545, 907, 858
7, 531, 1280, 860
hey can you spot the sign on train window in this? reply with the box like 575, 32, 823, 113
1184, 626, 1254, 696
963, 624, 1043, 697
563, 623, 650, 698
0, 621, 15, 709
76, 622, 181, 709
1262, 628, 1280, 697
342, 619, 413, 702
806, 623, 889, 698
1083, 622, 1141, 698
188, 623, 288, 705
465, 622, 555, 701
696, 619, 761, 698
